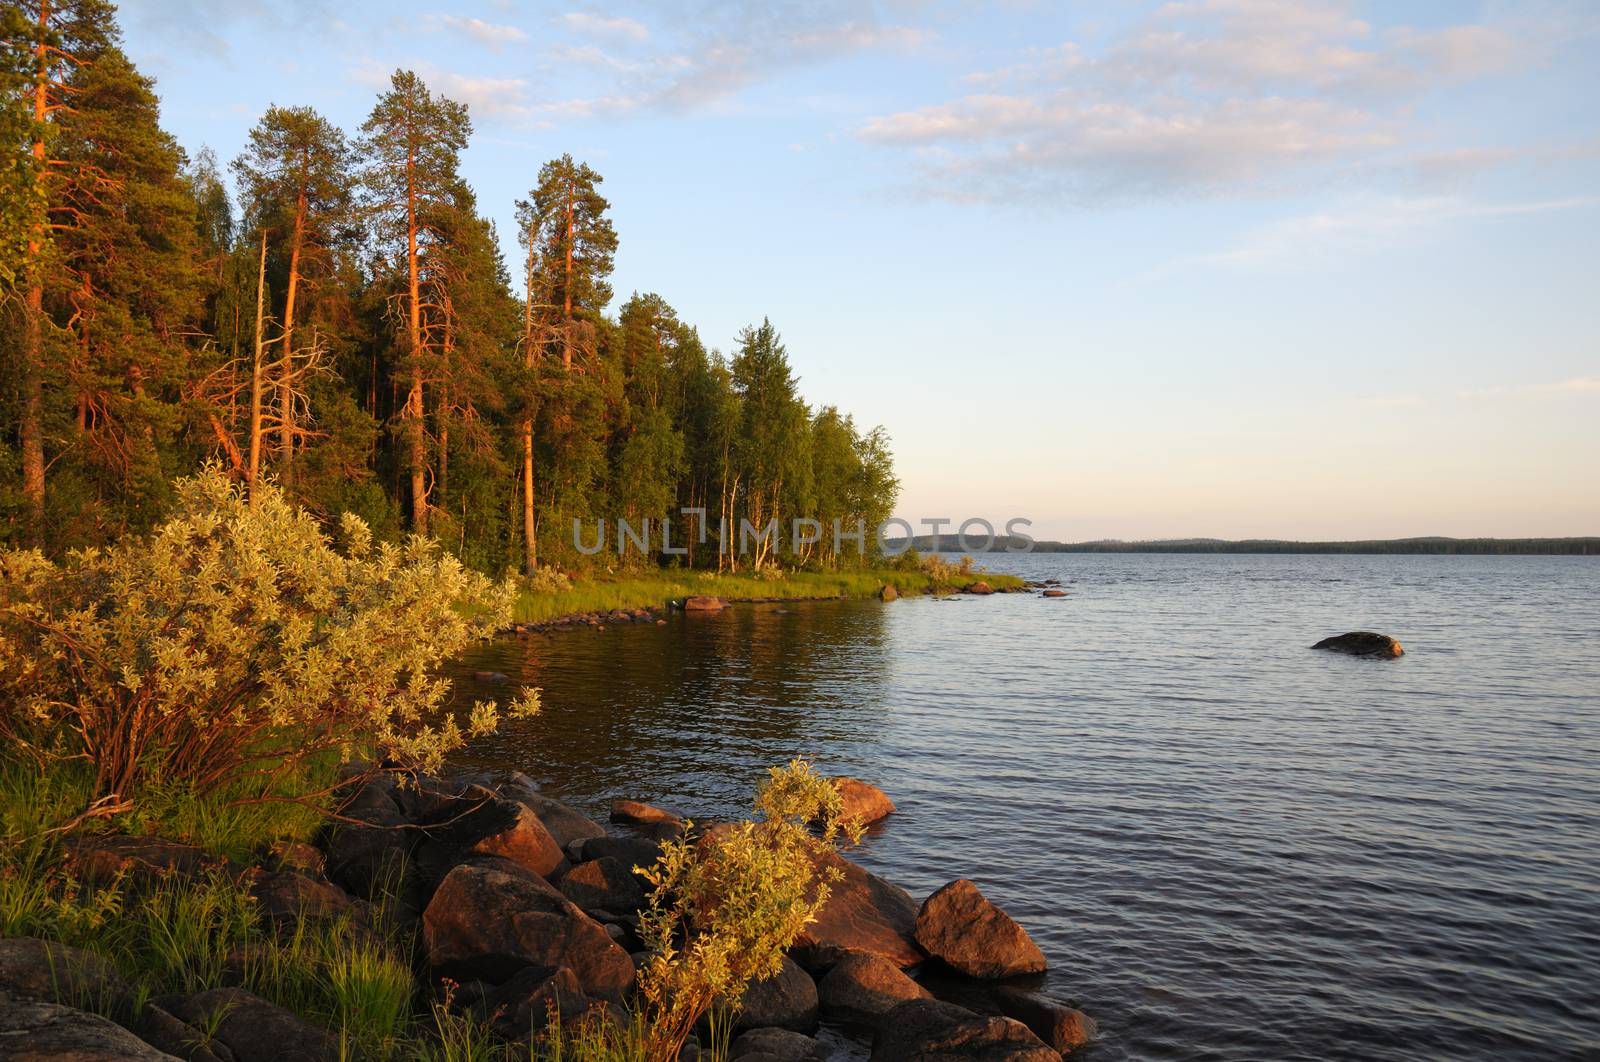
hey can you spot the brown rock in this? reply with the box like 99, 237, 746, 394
610, 798, 682, 827
1040, 589, 1066, 598
422, 858, 634, 1000
793, 849, 921, 970
878, 584, 898, 602
913, 880, 1046, 979
0, 937, 129, 1006
732, 956, 818, 1033
501, 778, 608, 849
468, 803, 567, 879
0, 999, 181, 1061
817, 953, 931, 1027
1311, 631, 1403, 658
160, 988, 336, 1062
62, 836, 227, 885
247, 869, 353, 927
832, 777, 896, 827
729, 1028, 829, 1062
558, 856, 648, 916
482, 966, 589, 1039
966, 581, 994, 595
994, 988, 1095, 1054
683, 596, 727, 611
870, 999, 1056, 1062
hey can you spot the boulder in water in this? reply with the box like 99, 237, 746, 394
913, 879, 1046, 979
870, 999, 1056, 1062
1311, 631, 1403, 658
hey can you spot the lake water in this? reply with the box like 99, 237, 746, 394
450, 553, 1600, 1060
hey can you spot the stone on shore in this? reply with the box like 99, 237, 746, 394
159, 987, 337, 1062
322, 780, 411, 897
879, 584, 898, 602
62, 835, 228, 886
817, 953, 932, 1027
913, 880, 1046, 979
966, 582, 994, 596
422, 857, 633, 1000
870, 999, 1057, 1062
247, 868, 355, 927
465, 802, 568, 879
683, 596, 727, 611
729, 1028, 830, 1062
0, 937, 129, 1006
481, 966, 589, 1039
832, 777, 896, 827
570, 834, 663, 869
558, 856, 648, 916
1311, 631, 1403, 658
500, 777, 608, 849
793, 849, 922, 971
0, 998, 180, 1061
994, 988, 1095, 1054
610, 798, 682, 827
732, 956, 818, 1033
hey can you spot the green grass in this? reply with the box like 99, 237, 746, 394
511, 565, 1024, 625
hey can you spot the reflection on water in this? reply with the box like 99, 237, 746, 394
449, 555, 1600, 1060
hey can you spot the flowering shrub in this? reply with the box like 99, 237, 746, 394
0, 471, 537, 812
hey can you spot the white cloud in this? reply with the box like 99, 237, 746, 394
557, 12, 650, 44
1457, 376, 1600, 400
425, 14, 528, 50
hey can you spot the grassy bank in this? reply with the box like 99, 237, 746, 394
511, 565, 1025, 625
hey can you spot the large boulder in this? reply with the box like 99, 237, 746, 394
733, 956, 818, 1033
558, 856, 648, 916
501, 778, 608, 850
321, 779, 412, 897
870, 999, 1056, 1062
818, 953, 931, 1027
965, 582, 994, 596
610, 798, 682, 827
913, 880, 1045, 979
683, 596, 727, 612
832, 778, 896, 827
793, 850, 921, 971
571, 834, 662, 869
422, 858, 634, 1000
0, 938, 129, 1006
994, 988, 1095, 1054
729, 1027, 829, 1062
1311, 631, 1403, 658
465, 802, 568, 879
159, 988, 336, 1062
0, 998, 180, 1061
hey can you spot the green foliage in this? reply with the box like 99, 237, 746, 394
0, 470, 537, 810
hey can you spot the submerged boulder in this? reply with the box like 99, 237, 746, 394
818, 953, 932, 1027
1040, 589, 1066, 599
913, 880, 1046, 979
1312, 631, 1403, 658
870, 999, 1056, 1062
422, 857, 633, 1000
994, 988, 1095, 1054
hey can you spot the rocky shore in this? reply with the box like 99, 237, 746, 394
1, 773, 1093, 1061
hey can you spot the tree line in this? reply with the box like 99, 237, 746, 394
0, 0, 898, 574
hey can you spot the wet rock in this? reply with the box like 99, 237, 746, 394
793, 850, 922, 971
879, 584, 898, 602
683, 596, 727, 611
0, 998, 180, 1061
1040, 590, 1066, 599
870, 999, 1056, 1062
558, 856, 648, 916
0, 937, 129, 1006
422, 857, 634, 1000
160, 988, 336, 1062
831, 778, 896, 827
733, 956, 818, 1033
817, 954, 931, 1027
729, 1028, 829, 1062
1311, 631, 1403, 658
611, 798, 682, 827
994, 988, 1095, 1054
965, 582, 994, 596
913, 880, 1046, 979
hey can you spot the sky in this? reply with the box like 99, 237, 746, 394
117, 0, 1600, 541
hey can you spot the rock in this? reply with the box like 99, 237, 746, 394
831, 778, 896, 827
558, 856, 649, 915
818, 954, 931, 1027
0, 937, 129, 1006
571, 834, 663, 869
246, 869, 354, 927
878, 584, 898, 602
871, 999, 1056, 1062
266, 841, 325, 877
501, 779, 608, 850
966, 582, 994, 596
610, 798, 682, 827
793, 849, 921, 971
422, 858, 634, 1000
994, 988, 1095, 1054
733, 956, 818, 1033
683, 596, 727, 612
1311, 631, 1403, 658
160, 988, 336, 1062
466, 802, 568, 879
62, 836, 227, 885
139, 1002, 234, 1062
1040, 590, 1066, 599
0, 998, 181, 1061
730, 1028, 829, 1062
481, 966, 589, 1039
321, 780, 411, 897
913, 880, 1046, 979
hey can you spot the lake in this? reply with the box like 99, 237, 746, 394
450, 553, 1600, 1060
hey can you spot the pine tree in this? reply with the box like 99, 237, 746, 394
357, 70, 470, 533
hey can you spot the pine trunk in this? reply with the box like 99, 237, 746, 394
247, 230, 267, 506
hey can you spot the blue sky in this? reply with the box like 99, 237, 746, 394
119, 0, 1600, 539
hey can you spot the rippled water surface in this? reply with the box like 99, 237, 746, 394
451, 554, 1600, 1060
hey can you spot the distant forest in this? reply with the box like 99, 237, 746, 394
0, 1, 898, 574
904, 536, 1600, 556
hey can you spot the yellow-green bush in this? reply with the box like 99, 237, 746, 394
0, 471, 537, 817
